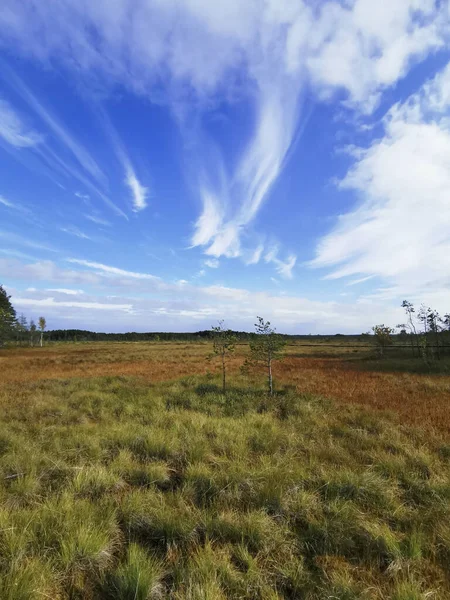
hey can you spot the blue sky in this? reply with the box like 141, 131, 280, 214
0, 0, 450, 333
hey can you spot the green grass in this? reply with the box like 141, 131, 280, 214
0, 374, 449, 598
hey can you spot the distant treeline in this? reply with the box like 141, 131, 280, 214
44, 329, 388, 343
45, 329, 282, 343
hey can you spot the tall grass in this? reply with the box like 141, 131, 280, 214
0, 366, 448, 597
3, 341, 450, 433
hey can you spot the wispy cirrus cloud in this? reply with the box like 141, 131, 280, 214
47, 288, 84, 296
67, 258, 159, 281
84, 214, 111, 227
0, 0, 448, 277
0, 195, 30, 213
264, 245, 297, 280
0, 96, 43, 148
0, 70, 128, 218
4, 69, 105, 184
15, 295, 133, 312
60, 226, 93, 241
125, 171, 148, 212
98, 111, 149, 212
0, 230, 57, 253
75, 191, 90, 201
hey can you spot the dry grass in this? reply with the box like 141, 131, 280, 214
2, 342, 450, 434
0, 342, 449, 598
277, 356, 450, 434
0, 342, 213, 383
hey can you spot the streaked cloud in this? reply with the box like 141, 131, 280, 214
125, 171, 148, 212
0, 70, 128, 218
0, 96, 43, 148
98, 111, 149, 212
0, 230, 57, 252
67, 258, 160, 280
84, 214, 112, 227
265, 245, 297, 279
4, 70, 105, 184
60, 226, 92, 240
15, 296, 133, 312
75, 191, 90, 200
1, 1, 445, 275
0, 195, 30, 213
0, 0, 449, 302
47, 288, 84, 296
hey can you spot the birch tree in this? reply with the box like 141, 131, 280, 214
211, 320, 236, 392
246, 317, 286, 395
372, 324, 394, 358
38, 316, 46, 347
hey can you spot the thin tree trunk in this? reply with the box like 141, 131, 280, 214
268, 357, 273, 395
40, 332, 43, 347
434, 320, 440, 360
222, 352, 226, 393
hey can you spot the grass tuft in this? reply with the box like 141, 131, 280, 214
0, 343, 449, 598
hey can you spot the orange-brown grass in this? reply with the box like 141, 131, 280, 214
277, 356, 450, 435
2, 342, 450, 434
0, 342, 216, 383
0, 343, 449, 598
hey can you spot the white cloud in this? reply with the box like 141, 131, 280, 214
75, 191, 90, 200
125, 171, 148, 212
191, 188, 225, 248
67, 258, 160, 280
0, 230, 56, 252
97, 111, 149, 212
312, 61, 450, 299
274, 255, 297, 279
0, 259, 101, 286
0, 97, 43, 148
4, 70, 105, 184
0, 196, 14, 208
84, 214, 111, 227
47, 288, 84, 295
0, 71, 128, 219
0, 248, 37, 261
61, 226, 92, 240
0, 0, 448, 290
15, 296, 133, 312
264, 245, 297, 279
305, 0, 448, 111
2, 256, 410, 333
244, 244, 264, 266
1, 0, 446, 275
204, 258, 219, 269
0, 196, 29, 213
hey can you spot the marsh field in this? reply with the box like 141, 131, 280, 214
0, 341, 450, 599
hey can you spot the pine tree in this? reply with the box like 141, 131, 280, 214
0, 285, 17, 345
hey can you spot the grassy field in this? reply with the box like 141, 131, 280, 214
0, 342, 449, 598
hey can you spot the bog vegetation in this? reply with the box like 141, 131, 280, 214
0, 287, 449, 598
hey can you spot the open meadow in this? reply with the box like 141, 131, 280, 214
0, 341, 449, 599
